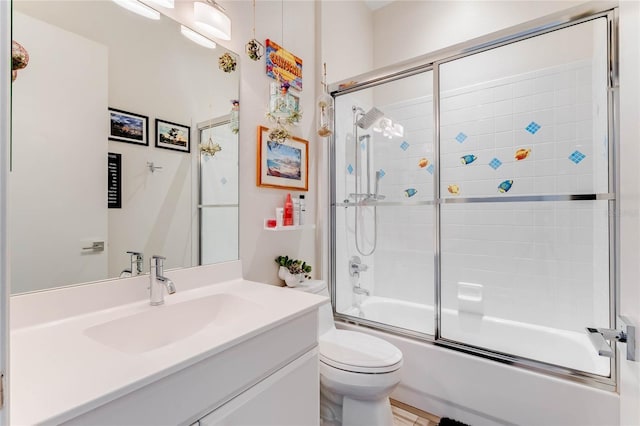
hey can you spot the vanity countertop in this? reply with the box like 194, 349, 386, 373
10, 261, 327, 425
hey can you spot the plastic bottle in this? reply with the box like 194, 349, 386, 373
283, 193, 293, 226
293, 198, 300, 226
299, 195, 306, 225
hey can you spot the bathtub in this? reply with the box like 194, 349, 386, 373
341, 296, 618, 426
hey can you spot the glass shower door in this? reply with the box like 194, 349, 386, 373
438, 17, 612, 376
333, 71, 436, 335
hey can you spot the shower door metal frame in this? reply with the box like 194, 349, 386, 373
329, 1, 619, 391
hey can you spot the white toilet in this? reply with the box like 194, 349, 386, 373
291, 280, 403, 426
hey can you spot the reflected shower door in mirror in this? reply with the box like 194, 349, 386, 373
199, 117, 239, 265
10, 0, 240, 294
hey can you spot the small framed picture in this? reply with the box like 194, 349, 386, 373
155, 119, 191, 153
108, 108, 148, 146
257, 125, 308, 191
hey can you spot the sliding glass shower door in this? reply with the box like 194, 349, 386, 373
333, 71, 436, 335
331, 11, 615, 383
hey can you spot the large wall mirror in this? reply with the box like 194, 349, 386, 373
10, 0, 240, 294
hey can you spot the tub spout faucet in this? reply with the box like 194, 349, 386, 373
149, 255, 176, 306
349, 256, 369, 278
353, 286, 370, 296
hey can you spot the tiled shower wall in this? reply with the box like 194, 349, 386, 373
367, 59, 609, 332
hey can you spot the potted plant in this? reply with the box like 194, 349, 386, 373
275, 255, 312, 287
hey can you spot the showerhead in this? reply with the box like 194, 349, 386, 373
355, 107, 384, 130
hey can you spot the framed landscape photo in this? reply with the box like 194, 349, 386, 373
155, 119, 190, 153
257, 125, 308, 191
108, 108, 148, 146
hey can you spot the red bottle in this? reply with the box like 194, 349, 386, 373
283, 193, 294, 226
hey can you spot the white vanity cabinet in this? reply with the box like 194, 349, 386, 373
59, 311, 320, 426
10, 263, 327, 425
196, 349, 319, 425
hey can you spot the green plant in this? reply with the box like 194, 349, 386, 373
275, 255, 312, 279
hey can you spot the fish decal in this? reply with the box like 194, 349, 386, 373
447, 184, 460, 195
460, 154, 477, 165
404, 188, 418, 198
418, 158, 429, 168
498, 180, 513, 193
514, 148, 531, 161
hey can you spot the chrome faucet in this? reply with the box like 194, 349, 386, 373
353, 286, 370, 296
349, 256, 369, 278
120, 251, 143, 278
149, 255, 176, 306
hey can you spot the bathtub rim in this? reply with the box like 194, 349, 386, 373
333, 311, 616, 392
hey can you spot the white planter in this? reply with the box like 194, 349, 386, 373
284, 272, 304, 288
278, 266, 289, 280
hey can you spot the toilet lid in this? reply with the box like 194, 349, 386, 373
319, 330, 403, 374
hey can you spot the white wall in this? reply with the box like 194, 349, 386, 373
319, 1, 374, 84
202, 0, 318, 285
372, 0, 584, 69
617, 1, 640, 424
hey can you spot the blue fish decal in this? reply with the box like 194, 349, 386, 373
404, 188, 418, 198
498, 180, 513, 193
460, 154, 477, 165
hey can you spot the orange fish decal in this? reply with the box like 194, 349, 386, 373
418, 158, 429, 168
515, 148, 531, 161
447, 184, 460, 195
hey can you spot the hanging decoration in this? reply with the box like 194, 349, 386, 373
246, 0, 264, 61
218, 52, 237, 73
317, 62, 333, 137
199, 134, 222, 157
230, 100, 240, 134
265, 80, 301, 144
12, 40, 29, 82
265, 40, 302, 91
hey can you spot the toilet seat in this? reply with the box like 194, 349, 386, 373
320, 330, 403, 374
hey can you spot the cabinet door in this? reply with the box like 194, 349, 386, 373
199, 349, 319, 426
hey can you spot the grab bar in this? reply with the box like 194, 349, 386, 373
586, 316, 636, 361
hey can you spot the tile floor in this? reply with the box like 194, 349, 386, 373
391, 400, 440, 426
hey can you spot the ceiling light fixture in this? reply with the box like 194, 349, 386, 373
146, 0, 174, 8
193, 1, 231, 41
112, 0, 160, 20
180, 25, 217, 49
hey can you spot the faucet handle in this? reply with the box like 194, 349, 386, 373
151, 255, 166, 272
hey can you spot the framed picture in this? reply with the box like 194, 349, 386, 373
257, 125, 308, 191
108, 108, 148, 146
155, 119, 191, 153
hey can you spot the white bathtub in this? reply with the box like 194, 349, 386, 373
341, 296, 618, 426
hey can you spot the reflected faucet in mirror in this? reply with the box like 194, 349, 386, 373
119, 251, 144, 278
150, 255, 176, 306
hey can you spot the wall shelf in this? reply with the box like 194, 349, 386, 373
263, 219, 315, 231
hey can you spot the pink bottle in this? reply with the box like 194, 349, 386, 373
283, 194, 294, 226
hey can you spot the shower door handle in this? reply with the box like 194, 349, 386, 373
585, 316, 636, 361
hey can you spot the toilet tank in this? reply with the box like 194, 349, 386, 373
289, 280, 335, 335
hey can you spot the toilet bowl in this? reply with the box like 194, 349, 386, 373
290, 280, 403, 426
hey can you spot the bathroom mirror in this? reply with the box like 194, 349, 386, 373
10, 0, 240, 294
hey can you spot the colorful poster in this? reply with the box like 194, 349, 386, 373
265, 39, 302, 91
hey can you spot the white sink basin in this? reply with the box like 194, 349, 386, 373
84, 293, 261, 354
